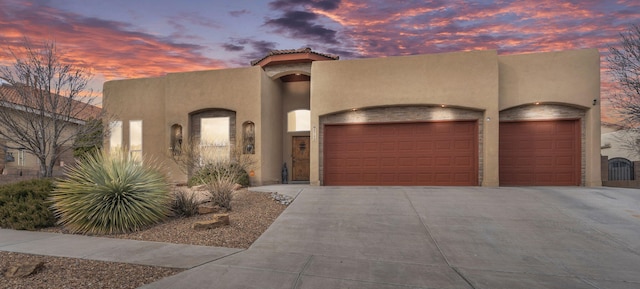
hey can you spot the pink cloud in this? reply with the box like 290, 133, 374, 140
0, 1, 226, 81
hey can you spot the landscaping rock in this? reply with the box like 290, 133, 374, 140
197, 204, 221, 215
5, 261, 44, 278
270, 192, 294, 205
192, 213, 230, 230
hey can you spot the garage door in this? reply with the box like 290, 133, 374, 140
499, 120, 580, 186
323, 121, 478, 186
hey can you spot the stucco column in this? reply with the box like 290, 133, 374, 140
309, 113, 320, 186
482, 108, 500, 186
585, 104, 602, 186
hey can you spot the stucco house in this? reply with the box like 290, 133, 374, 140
0, 79, 102, 177
103, 48, 601, 187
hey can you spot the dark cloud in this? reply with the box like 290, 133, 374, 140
229, 9, 250, 17
325, 47, 359, 58
265, 10, 339, 44
250, 40, 277, 54
222, 43, 244, 52
269, 0, 340, 11
222, 38, 278, 66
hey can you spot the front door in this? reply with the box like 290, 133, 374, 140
292, 136, 310, 181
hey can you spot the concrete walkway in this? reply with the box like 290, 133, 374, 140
2, 186, 640, 288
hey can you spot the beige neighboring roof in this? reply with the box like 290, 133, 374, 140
250, 47, 339, 67
0, 83, 101, 121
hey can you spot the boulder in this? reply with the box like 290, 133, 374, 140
197, 204, 220, 215
192, 213, 230, 230
5, 261, 44, 278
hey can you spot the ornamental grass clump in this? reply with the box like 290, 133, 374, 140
51, 150, 171, 234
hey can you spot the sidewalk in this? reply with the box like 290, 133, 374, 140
0, 229, 241, 269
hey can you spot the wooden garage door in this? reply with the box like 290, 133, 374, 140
499, 120, 580, 186
323, 121, 478, 186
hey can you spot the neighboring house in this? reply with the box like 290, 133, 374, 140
0, 79, 102, 177
600, 122, 640, 185
103, 48, 601, 187
601, 122, 639, 161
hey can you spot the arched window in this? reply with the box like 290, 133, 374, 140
189, 109, 236, 162
287, 110, 310, 132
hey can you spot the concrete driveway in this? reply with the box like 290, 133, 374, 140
143, 186, 640, 289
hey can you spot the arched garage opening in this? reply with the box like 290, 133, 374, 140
320, 105, 483, 186
499, 104, 585, 186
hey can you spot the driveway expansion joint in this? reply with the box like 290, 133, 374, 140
292, 254, 314, 288
402, 189, 477, 289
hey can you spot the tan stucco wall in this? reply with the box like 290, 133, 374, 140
104, 67, 265, 184
103, 76, 166, 169
259, 72, 283, 185
498, 48, 601, 186
310, 50, 500, 186
1, 109, 90, 174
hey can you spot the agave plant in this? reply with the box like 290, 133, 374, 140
51, 150, 171, 234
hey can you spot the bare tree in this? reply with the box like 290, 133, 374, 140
0, 39, 101, 177
607, 24, 640, 156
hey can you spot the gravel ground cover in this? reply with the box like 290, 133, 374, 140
1, 189, 287, 289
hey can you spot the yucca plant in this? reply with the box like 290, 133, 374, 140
51, 150, 171, 234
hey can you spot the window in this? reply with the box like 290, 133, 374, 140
129, 120, 142, 161
17, 150, 25, 166
110, 121, 122, 151
200, 117, 230, 161
287, 110, 310, 132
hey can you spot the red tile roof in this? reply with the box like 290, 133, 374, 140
250, 47, 339, 66
0, 83, 101, 122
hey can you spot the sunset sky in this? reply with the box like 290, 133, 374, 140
1, 0, 639, 118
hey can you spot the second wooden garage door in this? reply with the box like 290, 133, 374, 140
499, 120, 581, 186
323, 121, 478, 186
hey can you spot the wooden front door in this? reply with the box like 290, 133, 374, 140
292, 136, 310, 181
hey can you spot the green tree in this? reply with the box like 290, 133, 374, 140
72, 118, 104, 158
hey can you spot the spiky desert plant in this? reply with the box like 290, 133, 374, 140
171, 188, 201, 217
51, 150, 171, 234
201, 168, 237, 210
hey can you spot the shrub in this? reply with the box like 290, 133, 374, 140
204, 174, 236, 210
51, 150, 172, 234
0, 179, 56, 230
187, 163, 249, 187
171, 188, 201, 217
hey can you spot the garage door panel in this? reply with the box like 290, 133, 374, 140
500, 120, 580, 186
533, 140, 553, 150
324, 121, 478, 186
555, 156, 575, 166
454, 156, 473, 166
